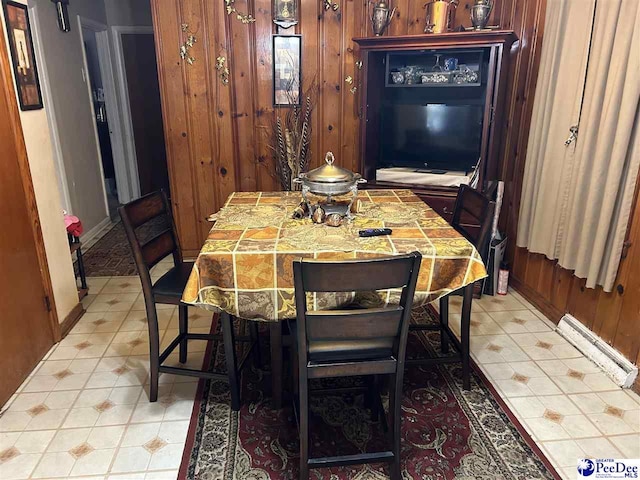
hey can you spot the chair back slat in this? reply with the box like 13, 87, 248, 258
451, 185, 495, 262
294, 252, 421, 369
306, 308, 403, 340
299, 256, 417, 292
119, 190, 182, 291
141, 229, 177, 269
124, 193, 166, 229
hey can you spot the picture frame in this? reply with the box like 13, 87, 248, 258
3, 0, 43, 110
272, 34, 301, 106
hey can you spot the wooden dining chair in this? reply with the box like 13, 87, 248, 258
119, 190, 258, 410
291, 252, 422, 480
409, 185, 495, 390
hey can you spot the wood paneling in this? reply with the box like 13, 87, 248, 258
151, 0, 522, 256
511, 182, 640, 369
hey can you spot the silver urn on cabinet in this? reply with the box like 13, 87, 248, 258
371, 0, 396, 36
470, 0, 492, 30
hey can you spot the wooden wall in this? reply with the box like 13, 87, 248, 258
150, 0, 515, 256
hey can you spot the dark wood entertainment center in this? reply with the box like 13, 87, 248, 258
354, 31, 517, 220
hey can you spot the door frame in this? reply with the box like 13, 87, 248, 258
0, 14, 59, 340
111, 25, 155, 202
77, 16, 132, 211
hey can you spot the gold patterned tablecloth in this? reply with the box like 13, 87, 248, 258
182, 190, 487, 322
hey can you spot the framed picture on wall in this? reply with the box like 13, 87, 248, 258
3, 0, 43, 110
272, 34, 301, 106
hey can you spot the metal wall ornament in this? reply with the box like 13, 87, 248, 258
344, 60, 363, 95
370, 0, 396, 36
225, 0, 256, 24
273, 0, 298, 28
215, 56, 230, 85
179, 24, 196, 65
323, 0, 339, 12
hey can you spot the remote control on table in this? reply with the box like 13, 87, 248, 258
358, 228, 392, 237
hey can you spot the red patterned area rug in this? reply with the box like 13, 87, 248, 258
179, 306, 559, 480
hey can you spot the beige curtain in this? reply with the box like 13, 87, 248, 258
518, 0, 640, 292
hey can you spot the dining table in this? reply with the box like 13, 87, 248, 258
182, 189, 487, 408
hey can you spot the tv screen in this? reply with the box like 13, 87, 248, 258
379, 104, 484, 173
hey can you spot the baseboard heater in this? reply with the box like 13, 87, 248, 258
556, 314, 638, 388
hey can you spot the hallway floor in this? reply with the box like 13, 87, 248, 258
1, 259, 638, 479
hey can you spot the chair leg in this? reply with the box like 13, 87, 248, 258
389, 373, 403, 480
461, 284, 473, 391
299, 376, 310, 480
178, 304, 188, 364
221, 312, 241, 411
291, 338, 299, 396
439, 295, 449, 354
75, 243, 88, 290
146, 304, 161, 402
248, 321, 261, 367
270, 322, 283, 409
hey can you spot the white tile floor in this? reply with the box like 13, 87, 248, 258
1, 259, 639, 479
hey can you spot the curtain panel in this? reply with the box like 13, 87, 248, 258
518, 0, 640, 292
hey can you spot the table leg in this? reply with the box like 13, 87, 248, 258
270, 322, 283, 409
221, 311, 241, 411
461, 283, 473, 391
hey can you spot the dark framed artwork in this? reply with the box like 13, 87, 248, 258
272, 34, 301, 106
3, 0, 43, 110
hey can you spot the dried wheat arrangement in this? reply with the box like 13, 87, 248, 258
268, 79, 318, 191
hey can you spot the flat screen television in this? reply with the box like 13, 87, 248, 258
379, 104, 484, 174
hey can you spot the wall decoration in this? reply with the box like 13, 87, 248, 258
225, 0, 256, 24
215, 56, 230, 85
3, 1, 43, 110
179, 23, 197, 65
323, 0, 339, 11
273, 0, 298, 28
345, 59, 363, 95
51, 0, 70, 32
272, 34, 301, 106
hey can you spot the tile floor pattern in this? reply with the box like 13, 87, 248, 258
1, 258, 639, 479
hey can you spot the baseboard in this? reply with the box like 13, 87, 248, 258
80, 216, 114, 250
59, 302, 85, 340
510, 276, 564, 324
557, 314, 638, 388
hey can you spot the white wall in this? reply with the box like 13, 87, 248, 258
1, 0, 79, 323
31, 0, 110, 236
104, 0, 152, 27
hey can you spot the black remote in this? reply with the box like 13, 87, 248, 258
359, 228, 392, 237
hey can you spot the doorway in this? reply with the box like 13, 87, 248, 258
113, 27, 170, 198
82, 24, 119, 219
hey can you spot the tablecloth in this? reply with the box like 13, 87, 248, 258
182, 190, 487, 321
